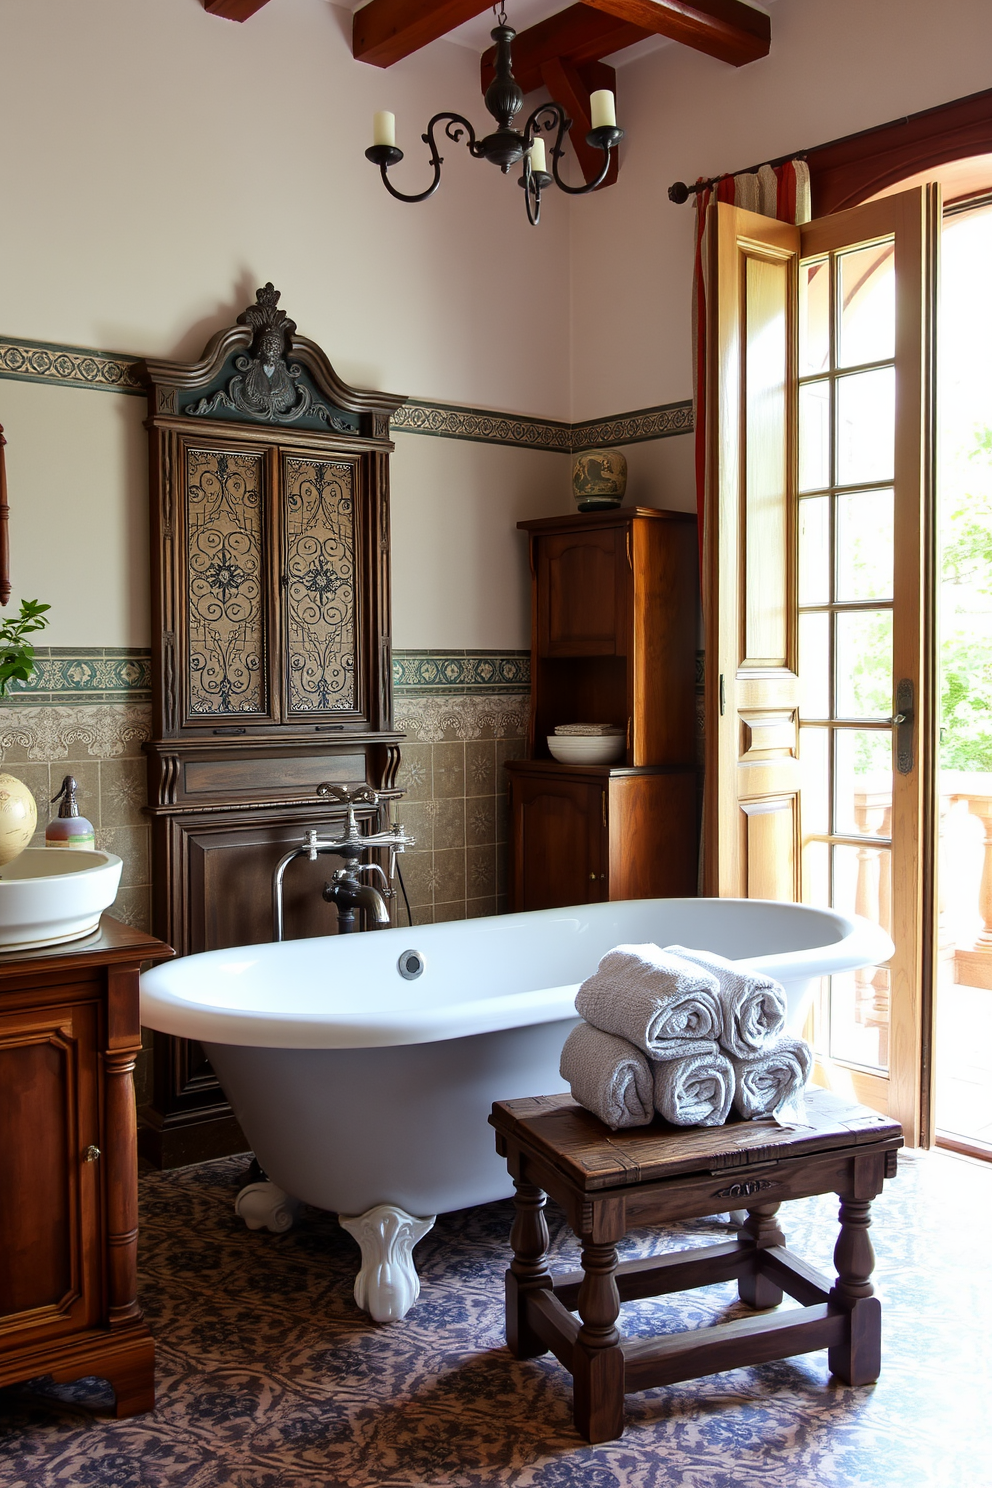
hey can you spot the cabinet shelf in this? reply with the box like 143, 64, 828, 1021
509, 508, 698, 912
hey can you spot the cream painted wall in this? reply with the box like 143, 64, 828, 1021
0, 0, 572, 418
571, 0, 992, 421
390, 435, 568, 648
0, 0, 579, 648
1, 382, 149, 646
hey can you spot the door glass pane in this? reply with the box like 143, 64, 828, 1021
837, 367, 895, 486
838, 240, 895, 368
799, 258, 830, 375
800, 726, 830, 833
799, 612, 830, 717
802, 838, 830, 906
836, 488, 894, 601
836, 610, 892, 718
799, 380, 831, 492
834, 729, 892, 837
799, 497, 831, 604
830, 840, 891, 1071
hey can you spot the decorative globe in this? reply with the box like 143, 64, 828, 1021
572, 448, 628, 511
0, 773, 37, 866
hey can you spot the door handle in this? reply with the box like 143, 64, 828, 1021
892, 679, 914, 774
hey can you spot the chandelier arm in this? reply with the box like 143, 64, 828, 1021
377, 112, 482, 204
525, 100, 615, 197
521, 157, 542, 227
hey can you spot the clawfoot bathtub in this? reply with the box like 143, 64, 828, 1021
139, 897, 891, 1322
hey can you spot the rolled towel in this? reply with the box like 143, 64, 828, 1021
559, 1021, 654, 1130
575, 943, 723, 1058
731, 1036, 813, 1121
653, 1048, 735, 1128
665, 944, 787, 1058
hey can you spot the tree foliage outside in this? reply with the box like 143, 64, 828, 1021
940, 427, 992, 771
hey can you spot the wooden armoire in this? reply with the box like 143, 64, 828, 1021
139, 285, 406, 1166
507, 508, 698, 911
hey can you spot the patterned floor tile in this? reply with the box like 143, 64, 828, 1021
0, 1148, 987, 1487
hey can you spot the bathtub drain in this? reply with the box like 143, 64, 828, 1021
397, 949, 425, 980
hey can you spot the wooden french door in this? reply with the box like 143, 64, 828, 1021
704, 185, 939, 1144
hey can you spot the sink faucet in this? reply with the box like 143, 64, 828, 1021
271, 783, 415, 942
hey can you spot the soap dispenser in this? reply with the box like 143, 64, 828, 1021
46, 775, 95, 850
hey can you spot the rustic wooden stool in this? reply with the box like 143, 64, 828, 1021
490, 1087, 903, 1443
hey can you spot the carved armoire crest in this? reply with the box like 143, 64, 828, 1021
140, 285, 406, 1165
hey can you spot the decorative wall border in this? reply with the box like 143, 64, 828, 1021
392, 649, 529, 695
0, 336, 144, 395
0, 332, 693, 450
0, 649, 152, 706
0, 649, 526, 705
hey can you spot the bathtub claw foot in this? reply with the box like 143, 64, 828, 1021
339, 1204, 436, 1323
235, 1181, 301, 1234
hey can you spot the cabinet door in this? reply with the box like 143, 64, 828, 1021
509, 776, 606, 911
0, 995, 101, 1350
537, 529, 629, 657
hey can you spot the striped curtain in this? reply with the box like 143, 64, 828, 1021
692, 159, 811, 568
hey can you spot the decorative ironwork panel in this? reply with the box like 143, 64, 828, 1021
186, 447, 267, 715
284, 457, 357, 713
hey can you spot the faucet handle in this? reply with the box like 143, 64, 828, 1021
316, 783, 379, 807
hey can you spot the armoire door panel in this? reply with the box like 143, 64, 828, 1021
184, 443, 271, 723
0, 1000, 99, 1340
283, 454, 363, 718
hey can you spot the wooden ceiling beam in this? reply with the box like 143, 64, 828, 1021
540, 57, 619, 189
202, 0, 272, 20
581, 0, 770, 67
481, 3, 649, 95
353, 1, 495, 68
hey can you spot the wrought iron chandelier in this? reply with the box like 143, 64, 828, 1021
364, 5, 624, 227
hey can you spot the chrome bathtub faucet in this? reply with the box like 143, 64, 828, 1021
271, 783, 415, 942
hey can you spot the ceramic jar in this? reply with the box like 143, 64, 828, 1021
572, 447, 627, 511
0, 773, 37, 865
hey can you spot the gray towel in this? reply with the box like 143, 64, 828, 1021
559, 1021, 654, 1130
665, 944, 787, 1057
575, 943, 723, 1058
731, 1036, 813, 1120
653, 1047, 735, 1128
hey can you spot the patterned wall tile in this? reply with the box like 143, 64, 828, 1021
1, 649, 152, 705
392, 650, 529, 695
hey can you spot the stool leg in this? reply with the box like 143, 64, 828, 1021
737, 1203, 786, 1309
828, 1195, 881, 1386
506, 1180, 552, 1359
573, 1241, 625, 1444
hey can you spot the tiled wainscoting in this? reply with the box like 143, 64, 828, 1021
0, 649, 529, 936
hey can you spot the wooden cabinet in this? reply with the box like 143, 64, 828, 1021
140, 285, 406, 1165
0, 918, 174, 1417
508, 508, 698, 912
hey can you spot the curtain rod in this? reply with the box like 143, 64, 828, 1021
667, 85, 992, 205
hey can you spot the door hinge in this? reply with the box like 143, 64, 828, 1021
625, 529, 633, 571
719, 674, 726, 716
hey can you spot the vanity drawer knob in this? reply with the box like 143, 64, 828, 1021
82, 1145, 101, 1163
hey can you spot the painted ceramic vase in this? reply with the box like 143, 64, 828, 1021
0, 773, 37, 866
572, 447, 628, 511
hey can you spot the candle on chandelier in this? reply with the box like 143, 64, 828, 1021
589, 90, 617, 130
373, 111, 396, 147
529, 137, 547, 174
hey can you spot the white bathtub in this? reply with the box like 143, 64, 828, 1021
140, 897, 891, 1321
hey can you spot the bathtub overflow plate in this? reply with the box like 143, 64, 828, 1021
397, 949, 425, 980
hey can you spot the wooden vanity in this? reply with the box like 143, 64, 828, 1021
0, 917, 173, 1416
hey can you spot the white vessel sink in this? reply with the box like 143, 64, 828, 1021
0, 848, 123, 951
